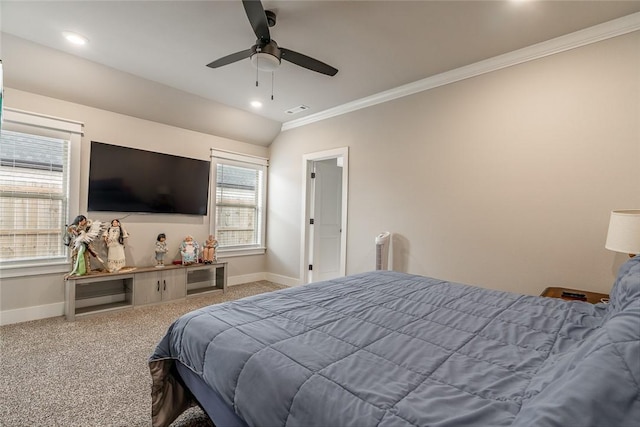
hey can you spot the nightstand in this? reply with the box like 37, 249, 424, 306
541, 287, 609, 304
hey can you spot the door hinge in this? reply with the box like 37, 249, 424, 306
308, 264, 313, 271
310, 218, 314, 225
311, 172, 316, 178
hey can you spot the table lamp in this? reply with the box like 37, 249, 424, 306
605, 209, 640, 257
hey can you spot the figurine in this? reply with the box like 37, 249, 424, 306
180, 235, 199, 265
203, 234, 218, 264
102, 219, 129, 273
66, 215, 105, 277
155, 233, 168, 267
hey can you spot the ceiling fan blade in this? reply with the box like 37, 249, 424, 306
280, 48, 338, 76
242, 0, 270, 41
206, 48, 254, 68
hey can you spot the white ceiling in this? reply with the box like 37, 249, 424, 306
2, 1, 639, 146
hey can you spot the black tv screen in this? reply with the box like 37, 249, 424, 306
88, 141, 210, 215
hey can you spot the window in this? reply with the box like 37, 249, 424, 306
0, 131, 69, 261
211, 150, 267, 255
0, 108, 82, 274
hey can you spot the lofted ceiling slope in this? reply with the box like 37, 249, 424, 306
1, 1, 639, 146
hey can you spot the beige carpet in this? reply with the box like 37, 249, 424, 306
0, 281, 287, 426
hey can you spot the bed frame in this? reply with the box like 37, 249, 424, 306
175, 361, 247, 427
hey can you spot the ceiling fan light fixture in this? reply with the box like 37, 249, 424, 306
251, 52, 280, 72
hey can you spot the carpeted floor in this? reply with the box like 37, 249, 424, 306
0, 281, 287, 426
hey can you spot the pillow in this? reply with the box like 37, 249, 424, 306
513, 307, 640, 426
605, 255, 640, 319
515, 263, 640, 427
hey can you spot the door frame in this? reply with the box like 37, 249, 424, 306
300, 147, 349, 284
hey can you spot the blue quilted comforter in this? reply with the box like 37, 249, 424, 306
150, 256, 640, 426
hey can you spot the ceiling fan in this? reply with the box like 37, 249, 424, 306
206, 0, 338, 76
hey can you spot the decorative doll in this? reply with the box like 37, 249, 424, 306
66, 215, 105, 276
203, 234, 218, 264
102, 219, 129, 273
180, 235, 199, 265
155, 233, 168, 267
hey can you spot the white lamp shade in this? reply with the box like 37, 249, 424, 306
251, 52, 280, 72
605, 209, 640, 254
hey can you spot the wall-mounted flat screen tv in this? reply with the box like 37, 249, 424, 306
88, 141, 210, 215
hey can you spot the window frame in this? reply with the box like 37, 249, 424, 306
0, 108, 82, 278
210, 149, 267, 257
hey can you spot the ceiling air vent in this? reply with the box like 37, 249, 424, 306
285, 105, 310, 115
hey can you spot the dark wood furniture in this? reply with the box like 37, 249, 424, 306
541, 287, 609, 304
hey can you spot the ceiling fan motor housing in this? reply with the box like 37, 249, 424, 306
265, 10, 276, 27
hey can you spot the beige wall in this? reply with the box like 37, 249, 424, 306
1, 89, 267, 313
2, 31, 638, 320
267, 32, 640, 296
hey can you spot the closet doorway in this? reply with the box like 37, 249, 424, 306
301, 147, 348, 283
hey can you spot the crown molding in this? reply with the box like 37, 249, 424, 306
281, 12, 640, 132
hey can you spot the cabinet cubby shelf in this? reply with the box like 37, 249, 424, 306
64, 262, 227, 321
187, 287, 224, 297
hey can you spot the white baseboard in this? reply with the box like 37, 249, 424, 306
1, 272, 303, 325
227, 272, 268, 286
0, 302, 64, 326
228, 272, 301, 288
265, 273, 302, 287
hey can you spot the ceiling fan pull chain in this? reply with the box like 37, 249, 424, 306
271, 72, 275, 101
256, 56, 259, 87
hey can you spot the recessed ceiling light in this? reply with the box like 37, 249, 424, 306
63, 31, 88, 46
250, 101, 263, 109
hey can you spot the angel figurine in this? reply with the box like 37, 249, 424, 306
180, 235, 199, 265
66, 215, 105, 277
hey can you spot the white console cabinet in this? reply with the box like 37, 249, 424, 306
64, 262, 227, 321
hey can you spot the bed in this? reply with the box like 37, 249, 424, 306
150, 256, 640, 427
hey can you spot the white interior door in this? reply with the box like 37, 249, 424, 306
301, 147, 348, 284
311, 159, 343, 282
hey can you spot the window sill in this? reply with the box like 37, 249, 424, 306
0, 261, 70, 278
217, 247, 266, 258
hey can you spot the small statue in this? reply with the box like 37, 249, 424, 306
102, 219, 129, 273
180, 235, 199, 265
155, 233, 168, 267
66, 215, 105, 277
203, 234, 218, 264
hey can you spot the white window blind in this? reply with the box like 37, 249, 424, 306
0, 130, 70, 262
211, 150, 267, 254
0, 107, 82, 274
